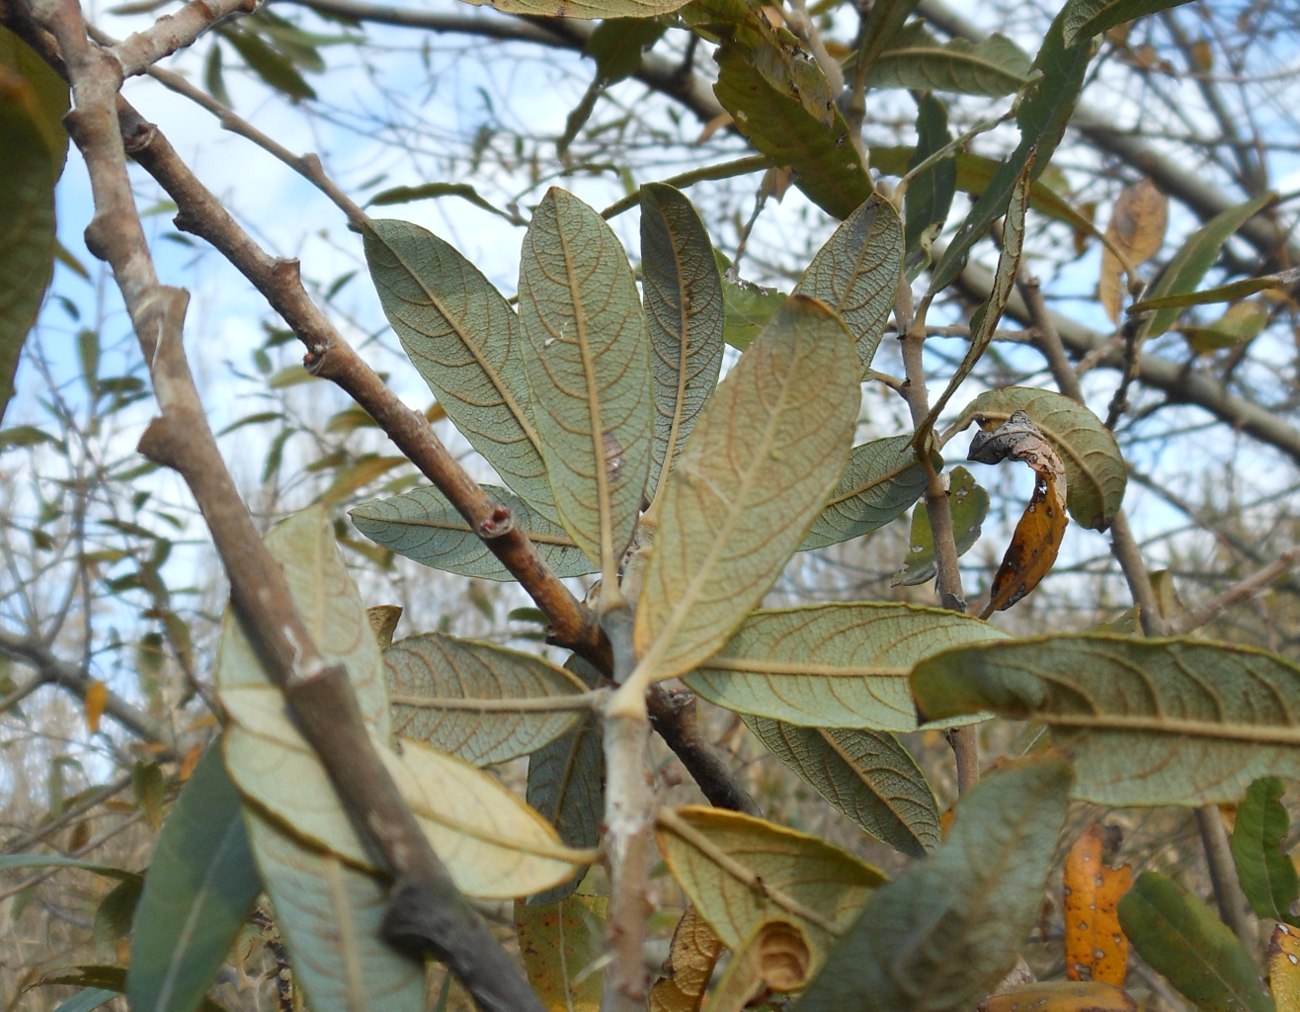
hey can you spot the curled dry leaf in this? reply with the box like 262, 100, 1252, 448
1063, 823, 1132, 985
1099, 177, 1168, 324
969, 410, 1069, 618
650, 905, 725, 1012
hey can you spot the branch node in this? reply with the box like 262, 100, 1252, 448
477, 504, 514, 539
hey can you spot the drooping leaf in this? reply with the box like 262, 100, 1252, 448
366, 182, 518, 222
656, 806, 884, 974
1133, 271, 1299, 312
799, 754, 1073, 1011
1062, 823, 1132, 985
743, 716, 940, 856
519, 187, 652, 587
1179, 300, 1271, 355
526, 656, 604, 904
801, 435, 932, 552
864, 22, 1032, 97
1231, 777, 1299, 925
1137, 191, 1276, 339
351, 483, 596, 582
930, 8, 1093, 292
221, 687, 592, 898
1118, 871, 1274, 1012
632, 296, 859, 686
1062, 0, 1197, 46
363, 219, 554, 516
0, 27, 67, 424
793, 194, 904, 371
640, 183, 725, 506
969, 410, 1070, 616
243, 810, 426, 1011
684, 0, 871, 220
649, 906, 725, 1012
1098, 177, 1168, 324
912, 634, 1300, 806
514, 894, 607, 1009
218, 23, 316, 101
127, 744, 260, 1012
586, 17, 667, 80
384, 633, 588, 766
903, 95, 958, 279
684, 602, 1005, 731
894, 466, 988, 587
460, 0, 690, 17
960, 387, 1125, 532
981, 981, 1137, 1011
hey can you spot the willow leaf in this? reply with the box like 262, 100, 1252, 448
864, 23, 1031, 97
385, 633, 588, 767
744, 716, 939, 856
363, 219, 553, 518
912, 634, 1300, 806
800, 435, 932, 551
959, 387, 1125, 531
1062, 0, 1197, 46
640, 183, 725, 506
684, 602, 1005, 731
351, 483, 596, 582
793, 194, 903, 371
520, 187, 652, 586
800, 755, 1073, 1011
632, 296, 859, 686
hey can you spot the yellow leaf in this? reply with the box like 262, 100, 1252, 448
366, 604, 402, 649
84, 679, 107, 734
980, 980, 1136, 1011
515, 894, 607, 1011
1269, 922, 1300, 1012
1063, 823, 1132, 985
1099, 177, 1168, 324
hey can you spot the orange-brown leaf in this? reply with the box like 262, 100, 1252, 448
1099, 177, 1168, 323
1269, 922, 1300, 1012
980, 980, 1137, 1011
1063, 823, 1133, 986
84, 679, 107, 735
650, 906, 726, 1012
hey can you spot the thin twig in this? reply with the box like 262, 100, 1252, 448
1165, 548, 1300, 636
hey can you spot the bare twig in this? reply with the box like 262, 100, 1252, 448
648, 685, 760, 816
1165, 548, 1300, 636
110, 0, 254, 78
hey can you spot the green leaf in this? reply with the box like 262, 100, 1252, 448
1231, 777, 1300, 925
1062, 0, 1197, 46
959, 387, 1125, 532
864, 23, 1031, 97
526, 656, 604, 904
800, 435, 932, 551
1137, 191, 1276, 339
53, 989, 120, 1012
799, 754, 1073, 1011
632, 296, 859, 686
656, 806, 884, 972
514, 894, 607, 1003
894, 466, 988, 587
912, 634, 1300, 806
1130, 270, 1298, 312
793, 194, 904, 371
460, 0, 690, 17
128, 744, 260, 1012
904, 95, 957, 278
0, 854, 136, 880
640, 183, 725, 506
930, 8, 1093, 292
350, 483, 595, 582
219, 24, 316, 101
684, 602, 1005, 731
366, 183, 518, 223
363, 219, 553, 517
718, 254, 785, 351
743, 716, 939, 856
585, 17, 666, 81
384, 633, 588, 766
243, 810, 426, 1011
685, 0, 871, 220
1118, 871, 1275, 1012
0, 27, 68, 424
519, 187, 652, 587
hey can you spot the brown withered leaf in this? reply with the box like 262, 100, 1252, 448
979, 980, 1137, 1011
650, 906, 726, 1012
970, 411, 1069, 617
705, 919, 813, 1011
1099, 177, 1168, 324
1063, 823, 1133, 985
1268, 922, 1300, 1011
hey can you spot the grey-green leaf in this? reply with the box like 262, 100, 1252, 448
912, 634, 1300, 806
864, 23, 1032, 97
384, 633, 588, 767
684, 603, 1005, 731
794, 194, 904, 372
1118, 871, 1275, 1012
799, 754, 1073, 1011
128, 743, 260, 1012
520, 187, 652, 585
1062, 0, 1197, 47
640, 183, 725, 506
744, 716, 939, 856
1230, 777, 1299, 925
363, 219, 554, 518
904, 95, 957, 280
800, 435, 932, 551
633, 296, 859, 685
960, 387, 1125, 531
894, 466, 988, 587
351, 483, 596, 582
